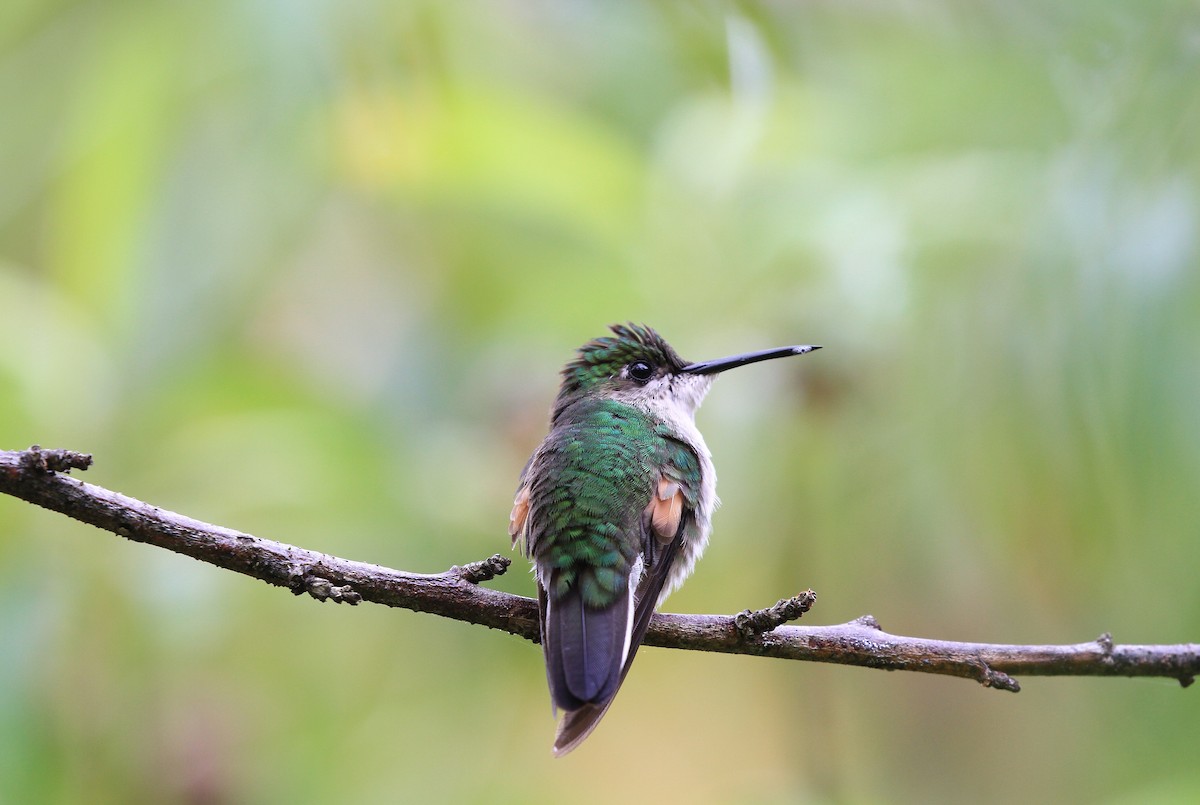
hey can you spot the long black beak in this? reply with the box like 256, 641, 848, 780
681, 344, 821, 375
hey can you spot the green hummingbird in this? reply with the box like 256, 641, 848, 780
509, 323, 820, 756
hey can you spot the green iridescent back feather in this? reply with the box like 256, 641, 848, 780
525, 397, 701, 609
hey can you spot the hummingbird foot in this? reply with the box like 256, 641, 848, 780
734, 590, 817, 639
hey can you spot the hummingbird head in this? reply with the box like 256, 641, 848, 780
552, 323, 820, 423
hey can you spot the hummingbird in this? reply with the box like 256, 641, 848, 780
509, 323, 820, 756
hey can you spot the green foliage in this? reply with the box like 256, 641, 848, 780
2, 1, 1198, 802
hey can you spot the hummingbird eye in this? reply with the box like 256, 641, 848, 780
627, 361, 653, 383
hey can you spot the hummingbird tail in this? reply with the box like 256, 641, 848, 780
553, 702, 612, 757
543, 586, 632, 715
547, 529, 687, 756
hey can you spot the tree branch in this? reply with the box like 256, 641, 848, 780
3, 446, 1196, 691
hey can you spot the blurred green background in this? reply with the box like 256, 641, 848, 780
2, 1, 1199, 802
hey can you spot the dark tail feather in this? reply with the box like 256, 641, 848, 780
544, 587, 630, 714
550, 607, 645, 756
553, 703, 608, 757
552, 530, 686, 756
